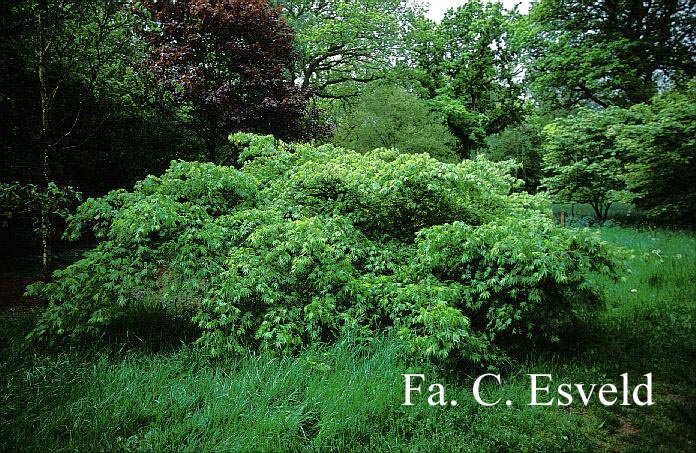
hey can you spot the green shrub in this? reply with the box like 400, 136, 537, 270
28, 135, 623, 363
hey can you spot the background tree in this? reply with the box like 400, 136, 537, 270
0, 0, 144, 274
276, 0, 420, 100
332, 85, 458, 161
0, 182, 81, 278
484, 119, 545, 193
32, 0, 142, 186
541, 108, 633, 222
523, 0, 696, 110
614, 87, 696, 227
404, 1, 525, 157
1, 1, 202, 196
141, 0, 309, 162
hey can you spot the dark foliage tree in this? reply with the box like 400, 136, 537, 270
485, 120, 545, 193
141, 0, 310, 162
0, 0, 145, 275
1, 1, 206, 271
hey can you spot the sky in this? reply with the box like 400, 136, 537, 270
426, 0, 531, 22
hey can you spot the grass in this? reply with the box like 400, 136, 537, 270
551, 202, 647, 227
1, 227, 695, 451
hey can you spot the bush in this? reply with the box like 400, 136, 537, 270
28, 135, 623, 363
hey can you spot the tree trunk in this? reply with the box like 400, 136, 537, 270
591, 202, 612, 224
591, 203, 603, 224
41, 216, 52, 280
603, 203, 612, 223
206, 140, 217, 163
38, 0, 52, 279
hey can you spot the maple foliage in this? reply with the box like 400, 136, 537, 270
141, 0, 309, 158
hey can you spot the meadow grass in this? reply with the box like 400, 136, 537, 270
551, 202, 641, 220
1, 227, 694, 451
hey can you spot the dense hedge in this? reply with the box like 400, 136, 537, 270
29, 134, 622, 362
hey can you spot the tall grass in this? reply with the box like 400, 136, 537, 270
1, 227, 694, 451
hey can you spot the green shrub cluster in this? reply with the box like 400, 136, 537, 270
28, 134, 622, 362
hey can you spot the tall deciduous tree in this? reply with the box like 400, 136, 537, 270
332, 85, 458, 162
142, 0, 308, 162
4, 0, 138, 275
1, 1, 204, 198
276, 0, 420, 99
523, 0, 696, 109
405, 1, 525, 157
541, 108, 633, 222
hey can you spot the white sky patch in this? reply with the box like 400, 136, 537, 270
425, 0, 531, 22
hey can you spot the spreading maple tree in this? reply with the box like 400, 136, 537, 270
141, 0, 309, 161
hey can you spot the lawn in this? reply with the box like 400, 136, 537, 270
1, 227, 694, 452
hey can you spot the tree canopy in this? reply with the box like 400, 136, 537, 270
141, 0, 309, 162
332, 85, 458, 161
404, 1, 525, 156
277, 0, 420, 99
523, 0, 696, 109
540, 107, 633, 222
